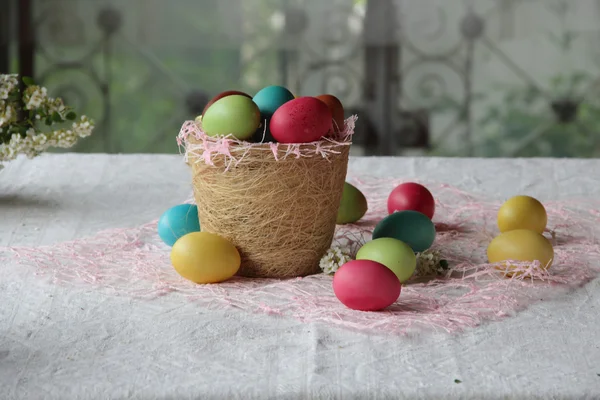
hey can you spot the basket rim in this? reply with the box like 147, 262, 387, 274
178, 115, 356, 167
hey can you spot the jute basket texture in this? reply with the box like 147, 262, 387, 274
178, 117, 355, 278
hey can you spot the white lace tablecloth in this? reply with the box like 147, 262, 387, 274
1, 154, 599, 400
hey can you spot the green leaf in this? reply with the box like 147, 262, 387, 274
17, 126, 28, 137
51, 112, 63, 123
45, 117, 52, 126
454, 379, 462, 384
66, 111, 77, 121
22, 76, 35, 86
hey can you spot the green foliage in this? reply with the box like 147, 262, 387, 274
475, 71, 600, 158
22, 76, 35, 86
430, 70, 600, 158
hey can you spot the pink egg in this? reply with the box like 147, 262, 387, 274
333, 260, 401, 311
269, 97, 333, 143
387, 182, 435, 219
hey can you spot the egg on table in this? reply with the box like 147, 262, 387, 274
157, 204, 201, 247
356, 238, 417, 283
333, 259, 401, 311
387, 182, 435, 220
201, 95, 261, 140
337, 182, 368, 224
372, 210, 436, 253
497, 195, 547, 234
487, 229, 554, 273
171, 231, 241, 284
270, 97, 333, 143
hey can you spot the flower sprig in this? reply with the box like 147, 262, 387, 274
413, 249, 449, 277
319, 246, 353, 275
0, 74, 94, 163
319, 245, 449, 278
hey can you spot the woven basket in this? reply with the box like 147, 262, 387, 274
178, 118, 354, 278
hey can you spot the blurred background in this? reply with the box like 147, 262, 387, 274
2, 0, 600, 157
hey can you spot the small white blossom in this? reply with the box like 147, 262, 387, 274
320, 246, 353, 275
0, 74, 94, 164
414, 250, 449, 277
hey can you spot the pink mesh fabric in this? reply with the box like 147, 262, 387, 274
3, 178, 599, 335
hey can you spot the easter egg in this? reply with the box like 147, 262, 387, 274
316, 94, 345, 133
373, 210, 436, 253
356, 238, 417, 283
171, 231, 241, 284
337, 182, 368, 224
201, 90, 252, 116
388, 182, 435, 219
252, 85, 295, 119
201, 95, 260, 140
498, 195, 547, 234
157, 204, 201, 247
333, 260, 401, 311
270, 97, 333, 143
487, 229, 554, 272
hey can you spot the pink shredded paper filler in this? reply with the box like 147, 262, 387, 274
4, 178, 600, 335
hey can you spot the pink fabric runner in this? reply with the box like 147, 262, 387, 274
4, 178, 599, 335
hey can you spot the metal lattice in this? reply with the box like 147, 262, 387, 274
14, 0, 600, 157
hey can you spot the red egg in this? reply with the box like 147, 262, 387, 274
202, 90, 252, 116
269, 97, 333, 143
316, 94, 345, 134
333, 260, 401, 311
387, 182, 435, 219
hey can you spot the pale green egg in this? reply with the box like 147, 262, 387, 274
201, 95, 261, 140
356, 238, 416, 283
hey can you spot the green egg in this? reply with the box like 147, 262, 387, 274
356, 238, 417, 283
201, 95, 261, 140
372, 210, 435, 253
337, 182, 368, 224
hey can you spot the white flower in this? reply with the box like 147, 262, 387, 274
414, 250, 448, 277
1, 74, 95, 163
320, 246, 353, 275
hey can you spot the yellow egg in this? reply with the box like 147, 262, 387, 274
487, 229, 554, 273
170, 232, 240, 284
497, 195, 547, 234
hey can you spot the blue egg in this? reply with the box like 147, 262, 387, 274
252, 86, 295, 119
372, 210, 436, 253
157, 204, 201, 246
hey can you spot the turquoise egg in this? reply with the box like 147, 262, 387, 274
158, 204, 201, 247
252, 86, 295, 119
372, 210, 435, 253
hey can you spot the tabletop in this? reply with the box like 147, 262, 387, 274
1, 154, 599, 400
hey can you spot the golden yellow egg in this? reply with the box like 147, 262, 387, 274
497, 195, 547, 234
170, 231, 240, 284
487, 229, 554, 273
